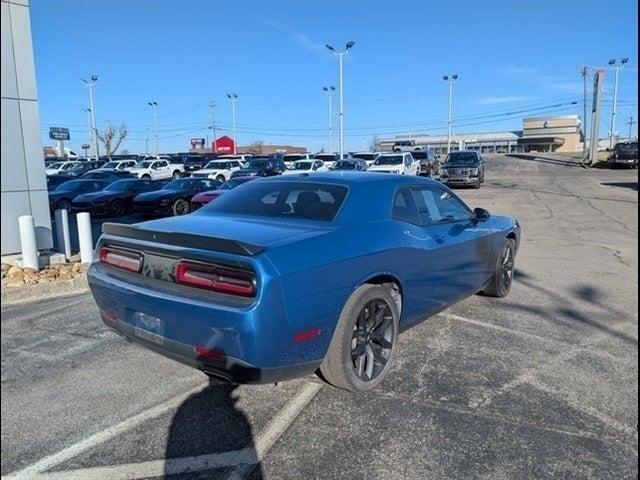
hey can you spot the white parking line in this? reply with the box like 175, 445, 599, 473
2, 383, 208, 480
3, 382, 322, 480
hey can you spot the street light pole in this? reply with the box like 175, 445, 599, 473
82, 108, 92, 157
322, 86, 335, 152
209, 100, 217, 153
628, 116, 636, 141
608, 58, 628, 149
147, 101, 159, 156
81, 75, 99, 160
227, 93, 238, 154
326, 41, 355, 159
443, 74, 458, 154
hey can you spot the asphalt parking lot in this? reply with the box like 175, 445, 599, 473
2, 154, 638, 479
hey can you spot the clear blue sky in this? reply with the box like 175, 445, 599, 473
31, 0, 638, 154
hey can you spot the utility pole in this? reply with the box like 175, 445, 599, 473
443, 74, 458, 154
628, 116, 636, 141
326, 41, 356, 159
589, 69, 605, 165
209, 100, 217, 153
322, 86, 335, 152
81, 75, 99, 160
580, 66, 589, 159
227, 93, 238, 154
608, 58, 629, 149
147, 101, 159, 156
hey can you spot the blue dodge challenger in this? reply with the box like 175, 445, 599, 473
88, 173, 520, 392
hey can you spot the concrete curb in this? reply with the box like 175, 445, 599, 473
1, 275, 89, 306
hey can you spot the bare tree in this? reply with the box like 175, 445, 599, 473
97, 123, 128, 158
247, 140, 264, 154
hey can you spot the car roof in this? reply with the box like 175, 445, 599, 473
261, 171, 439, 187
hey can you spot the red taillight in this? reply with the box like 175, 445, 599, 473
193, 345, 227, 362
293, 328, 322, 343
99, 247, 143, 272
175, 260, 256, 297
100, 309, 118, 325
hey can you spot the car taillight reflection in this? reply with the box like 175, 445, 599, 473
99, 247, 143, 272
175, 260, 256, 297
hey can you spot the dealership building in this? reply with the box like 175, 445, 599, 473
1, 0, 52, 255
379, 115, 584, 155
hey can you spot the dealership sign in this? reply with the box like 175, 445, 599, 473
49, 127, 70, 141
190, 138, 205, 148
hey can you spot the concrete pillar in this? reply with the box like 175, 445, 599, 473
18, 215, 39, 270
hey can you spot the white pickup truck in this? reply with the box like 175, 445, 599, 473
128, 159, 184, 180
368, 152, 419, 175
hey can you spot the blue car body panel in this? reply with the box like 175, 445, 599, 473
88, 173, 520, 383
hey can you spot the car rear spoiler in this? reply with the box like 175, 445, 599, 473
101, 223, 266, 256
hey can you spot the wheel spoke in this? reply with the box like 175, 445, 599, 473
356, 353, 366, 378
371, 335, 393, 349
370, 343, 387, 364
364, 345, 375, 379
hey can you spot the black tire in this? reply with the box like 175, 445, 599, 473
142, 174, 151, 180
320, 284, 399, 392
216, 174, 226, 183
110, 199, 126, 217
483, 238, 517, 297
172, 198, 189, 216
56, 198, 71, 211
172, 170, 182, 179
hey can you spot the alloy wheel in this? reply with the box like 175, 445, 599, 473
500, 244, 515, 289
350, 299, 395, 382
173, 199, 189, 216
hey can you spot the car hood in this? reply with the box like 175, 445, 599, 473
137, 214, 328, 248
234, 169, 263, 176
443, 163, 478, 169
134, 190, 186, 202
192, 190, 226, 202
369, 164, 402, 171
48, 191, 73, 201
73, 191, 123, 203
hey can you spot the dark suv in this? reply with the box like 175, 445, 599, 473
440, 151, 485, 188
608, 142, 638, 168
412, 149, 440, 177
231, 156, 287, 178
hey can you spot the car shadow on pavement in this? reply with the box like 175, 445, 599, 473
600, 181, 638, 191
165, 380, 263, 479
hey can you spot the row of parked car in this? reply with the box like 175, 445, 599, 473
46, 150, 487, 218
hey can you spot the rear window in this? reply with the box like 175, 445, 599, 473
203, 181, 348, 221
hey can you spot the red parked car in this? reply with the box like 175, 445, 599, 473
190, 176, 259, 211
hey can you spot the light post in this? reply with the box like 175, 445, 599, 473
209, 100, 218, 153
443, 74, 458, 154
227, 93, 238, 154
326, 41, 355, 159
82, 107, 92, 156
322, 86, 335, 152
81, 75, 99, 160
147, 101, 159, 156
608, 58, 628, 149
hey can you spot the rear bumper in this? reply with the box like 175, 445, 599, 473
87, 257, 329, 383
104, 315, 320, 383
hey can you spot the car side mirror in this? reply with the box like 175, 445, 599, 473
473, 207, 491, 222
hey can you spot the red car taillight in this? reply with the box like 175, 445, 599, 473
99, 246, 143, 273
175, 260, 256, 297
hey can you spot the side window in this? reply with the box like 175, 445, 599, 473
391, 188, 420, 225
415, 188, 470, 224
